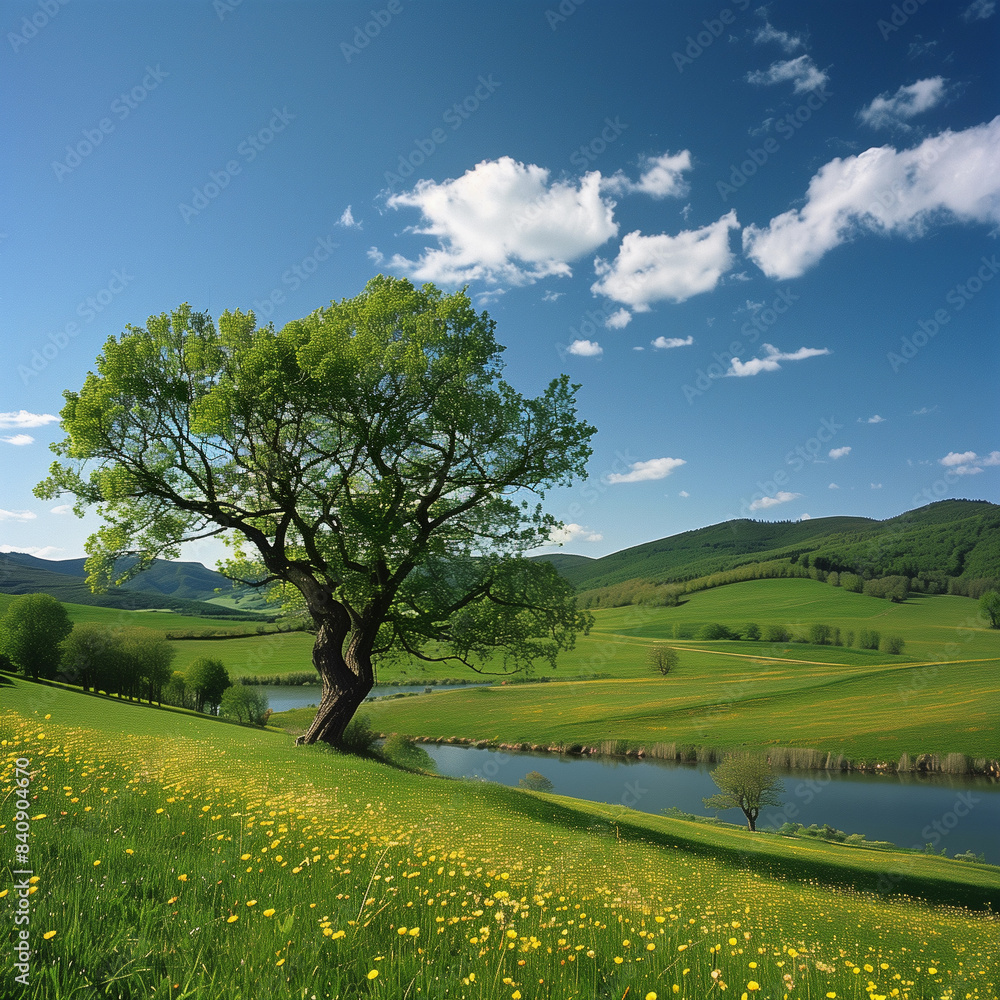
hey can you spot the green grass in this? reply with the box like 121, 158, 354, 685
2, 679, 997, 999
329, 581, 1000, 764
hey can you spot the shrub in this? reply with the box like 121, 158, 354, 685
696, 623, 732, 640
808, 623, 832, 645
857, 629, 881, 650
219, 684, 270, 725
863, 575, 910, 602
880, 635, 905, 655
845, 630, 855, 647
338, 714, 379, 755
741, 623, 761, 641
827, 571, 839, 587
840, 572, 863, 593
381, 733, 436, 772
764, 625, 790, 643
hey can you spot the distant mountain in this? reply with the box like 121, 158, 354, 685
0, 553, 260, 618
534, 499, 1000, 595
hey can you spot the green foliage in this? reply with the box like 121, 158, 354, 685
696, 622, 732, 640
862, 576, 910, 602
764, 624, 791, 643
741, 622, 761, 641
647, 644, 678, 675
0, 593, 73, 680
808, 623, 832, 645
219, 684, 270, 725
519, 770, 555, 792
703, 753, 784, 832
36, 277, 597, 742
839, 572, 863, 593
979, 589, 1000, 628
185, 657, 231, 713
857, 629, 881, 651
880, 635, 906, 655
380, 733, 436, 772
337, 713, 379, 755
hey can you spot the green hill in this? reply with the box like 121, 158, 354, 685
535, 500, 1000, 602
0, 552, 261, 619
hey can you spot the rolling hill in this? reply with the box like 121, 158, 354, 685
535, 499, 1000, 599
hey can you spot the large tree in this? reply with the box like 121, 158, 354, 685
36, 276, 595, 744
703, 753, 784, 832
0, 593, 73, 681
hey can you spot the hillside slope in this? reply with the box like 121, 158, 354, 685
536, 500, 1000, 594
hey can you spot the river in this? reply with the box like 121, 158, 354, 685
419, 742, 1000, 864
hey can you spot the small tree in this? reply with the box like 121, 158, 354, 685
219, 684, 269, 725
857, 629, 881, 650
519, 770, 554, 792
186, 657, 231, 714
808, 623, 831, 645
61, 622, 119, 692
980, 590, 1000, 629
648, 644, 678, 675
742, 623, 761, 641
697, 623, 732, 640
703, 753, 784, 832
121, 628, 176, 704
764, 624, 790, 643
0, 593, 73, 680
880, 635, 905, 655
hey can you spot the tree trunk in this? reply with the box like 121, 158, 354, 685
295, 619, 374, 746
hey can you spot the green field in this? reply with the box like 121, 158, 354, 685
276, 581, 1000, 764
1, 678, 997, 999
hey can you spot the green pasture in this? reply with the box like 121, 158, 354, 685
1, 678, 997, 999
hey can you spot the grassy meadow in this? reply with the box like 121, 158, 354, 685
2, 679, 997, 999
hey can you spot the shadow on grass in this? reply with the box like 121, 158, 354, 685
464, 779, 999, 912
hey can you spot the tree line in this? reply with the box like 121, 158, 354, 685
0, 592, 269, 725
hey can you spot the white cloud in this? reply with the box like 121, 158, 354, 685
747, 55, 828, 93
602, 150, 692, 200
367, 246, 384, 264
828, 482, 840, 489
725, 343, 830, 377
749, 491, 802, 511
0, 509, 37, 522
829, 446, 852, 459
0, 544, 63, 558
547, 522, 603, 544
1, 434, 34, 446
608, 457, 686, 484
567, 339, 603, 357
605, 308, 632, 329
651, 335, 694, 349
337, 205, 360, 228
542, 290, 564, 302
0, 410, 58, 429
678, 490, 690, 497
865, 414, 886, 424
858, 77, 949, 130
963, 0, 996, 20
800, 513, 812, 520
754, 21, 804, 52
939, 449, 1000, 475
591, 211, 739, 309
743, 117, 1000, 279
871, 482, 883, 489
912, 406, 938, 415
51, 504, 74, 515
387, 156, 618, 286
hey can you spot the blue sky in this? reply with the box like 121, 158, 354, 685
2, 0, 998, 567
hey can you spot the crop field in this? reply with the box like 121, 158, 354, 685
2, 679, 997, 999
